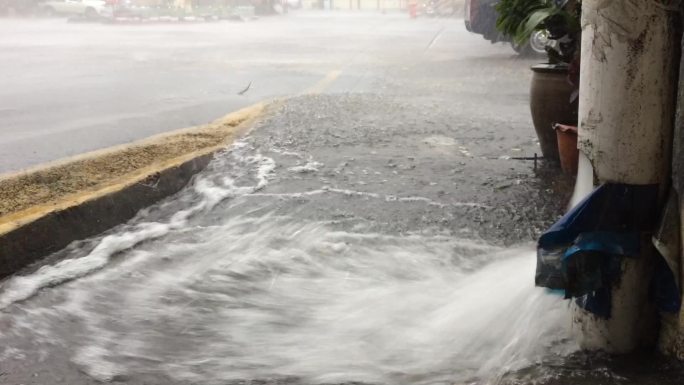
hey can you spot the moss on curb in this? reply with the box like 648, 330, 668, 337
0, 103, 264, 229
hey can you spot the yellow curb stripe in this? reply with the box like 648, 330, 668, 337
0, 103, 265, 181
0, 102, 265, 234
0, 69, 342, 236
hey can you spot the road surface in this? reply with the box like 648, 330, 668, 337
3, 11, 677, 385
1, 12, 528, 174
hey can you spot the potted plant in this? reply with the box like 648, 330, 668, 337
495, 0, 581, 163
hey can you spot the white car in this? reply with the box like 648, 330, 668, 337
41, 0, 113, 18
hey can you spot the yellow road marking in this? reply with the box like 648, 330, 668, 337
303, 70, 342, 95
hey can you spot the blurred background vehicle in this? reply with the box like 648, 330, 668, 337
421, 0, 436, 17
420, 0, 460, 18
39, 0, 113, 18
106, 0, 152, 19
464, 0, 547, 55
1, 0, 43, 15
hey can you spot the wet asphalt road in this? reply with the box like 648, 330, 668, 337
1, 12, 534, 174
0, 12, 596, 385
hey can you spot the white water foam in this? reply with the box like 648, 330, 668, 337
569, 152, 594, 209
288, 157, 324, 173
0, 142, 276, 310
252, 187, 490, 209
80, 233, 571, 385
2, 216, 575, 384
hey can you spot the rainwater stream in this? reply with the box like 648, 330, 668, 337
0, 139, 576, 384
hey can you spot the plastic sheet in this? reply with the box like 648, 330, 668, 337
536, 183, 661, 317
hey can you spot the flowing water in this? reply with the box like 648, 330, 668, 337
569, 153, 595, 209
0, 140, 577, 384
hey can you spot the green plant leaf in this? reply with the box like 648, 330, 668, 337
495, 0, 550, 39
515, 7, 557, 45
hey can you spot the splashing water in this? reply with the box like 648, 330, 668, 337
569, 152, 594, 209
0, 141, 576, 385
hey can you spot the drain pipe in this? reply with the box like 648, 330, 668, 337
572, 0, 679, 352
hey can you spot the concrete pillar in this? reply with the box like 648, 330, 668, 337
573, 0, 679, 352
663, 5, 684, 359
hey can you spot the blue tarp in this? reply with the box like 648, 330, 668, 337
536, 183, 665, 318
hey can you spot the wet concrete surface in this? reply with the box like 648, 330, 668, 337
0, 12, 603, 385
243, 93, 569, 245
0, 12, 540, 174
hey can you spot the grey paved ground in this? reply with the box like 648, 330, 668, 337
1, 11, 527, 174
5, 12, 663, 385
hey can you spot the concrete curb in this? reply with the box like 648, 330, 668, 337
0, 103, 265, 279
